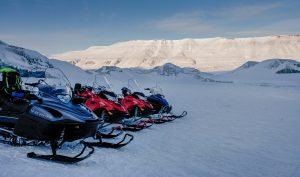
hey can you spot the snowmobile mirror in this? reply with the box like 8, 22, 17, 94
25, 83, 39, 87
38, 79, 45, 84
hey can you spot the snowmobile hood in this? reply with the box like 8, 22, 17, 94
148, 94, 169, 107
25, 95, 99, 126
38, 97, 99, 122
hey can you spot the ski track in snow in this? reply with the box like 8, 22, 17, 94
1, 74, 300, 177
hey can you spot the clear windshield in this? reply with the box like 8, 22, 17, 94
38, 68, 72, 103
128, 79, 143, 92
128, 79, 164, 96
93, 74, 113, 92
148, 86, 164, 95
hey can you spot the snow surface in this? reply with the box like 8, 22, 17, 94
1, 65, 300, 177
51, 35, 300, 72
0, 40, 300, 177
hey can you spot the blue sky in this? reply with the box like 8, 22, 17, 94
0, 0, 299, 55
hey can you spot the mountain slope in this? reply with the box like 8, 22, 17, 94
0, 40, 52, 70
51, 35, 300, 71
213, 59, 300, 84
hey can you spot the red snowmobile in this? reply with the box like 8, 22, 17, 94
120, 87, 155, 117
74, 84, 153, 132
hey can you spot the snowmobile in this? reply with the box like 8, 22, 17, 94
144, 87, 187, 122
0, 68, 133, 164
75, 83, 126, 135
0, 68, 98, 163
127, 79, 187, 123
121, 87, 155, 117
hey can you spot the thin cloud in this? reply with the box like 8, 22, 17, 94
230, 18, 300, 37
152, 2, 285, 34
153, 12, 212, 33
218, 2, 283, 21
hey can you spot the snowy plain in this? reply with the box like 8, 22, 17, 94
1, 67, 300, 177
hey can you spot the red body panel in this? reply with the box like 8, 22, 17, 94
76, 89, 129, 116
76, 89, 93, 99
121, 95, 154, 115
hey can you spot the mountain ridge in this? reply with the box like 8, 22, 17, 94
51, 35, 300, 72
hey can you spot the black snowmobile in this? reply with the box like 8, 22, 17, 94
0, 68, 132, 164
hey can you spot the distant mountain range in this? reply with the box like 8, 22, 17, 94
51, 35, 300, 72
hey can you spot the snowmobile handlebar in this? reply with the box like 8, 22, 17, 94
133, 92, 146, 97
25, 79, 45, 87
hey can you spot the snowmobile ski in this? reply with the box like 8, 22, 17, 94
97, 125, 124, 138
27, 141, 95, 164
85, 133, 134, 148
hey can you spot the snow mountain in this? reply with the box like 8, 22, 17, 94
233, 59, 300, 74
51, 35, 300, 72
214, 59, 300, 84
0, 40, 52, 70
0, 40, 93, 79
94, 62, 205, 76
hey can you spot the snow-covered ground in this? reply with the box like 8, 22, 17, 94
1, 40, 300, 177
1, 69, 300, 177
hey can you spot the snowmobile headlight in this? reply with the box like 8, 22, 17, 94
57, 94, 71, 103
31, 87, 39, 96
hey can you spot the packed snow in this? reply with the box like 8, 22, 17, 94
1, 62, 300, 177
51, 35, 300, 71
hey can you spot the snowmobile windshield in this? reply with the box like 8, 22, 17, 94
148, 87, 164, 96
128, 79, 164, 96
128, 79, 142, 93
93, 74, 113, 91
38, 68, 72, 103
93, 74, 120, 101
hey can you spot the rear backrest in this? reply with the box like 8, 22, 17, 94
2, 72, 22, 93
